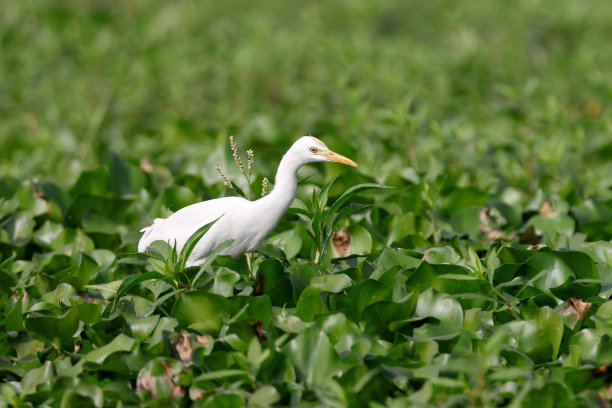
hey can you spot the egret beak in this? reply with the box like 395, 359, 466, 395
319, 150, 358, 167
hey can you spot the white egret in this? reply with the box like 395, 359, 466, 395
138, 136, 357, 266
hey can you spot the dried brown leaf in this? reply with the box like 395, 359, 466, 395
162, 361, 185, 400
479, 208, 491, 225
254, 273, 264, 296
564, 297, 592, 320
539, 201, 560, 217
137, 373, 156, 399
195, 335, 209, 345
175, 333, 193, 365
139, 158, 154, 173
519, 225, 542, 246
190, 388, 206, 401
332, 229, 351, 257
252, 320, 267, 343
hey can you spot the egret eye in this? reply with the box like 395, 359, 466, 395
310, 147, 318, 153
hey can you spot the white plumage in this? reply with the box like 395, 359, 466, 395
138, 136, 357, 266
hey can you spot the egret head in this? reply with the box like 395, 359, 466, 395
290, 136, 358, 167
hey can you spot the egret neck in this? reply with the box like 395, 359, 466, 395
255, 149, 300, 219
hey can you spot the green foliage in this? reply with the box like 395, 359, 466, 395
2, 0, 612, 406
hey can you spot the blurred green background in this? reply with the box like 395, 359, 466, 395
2, 0, 611, 199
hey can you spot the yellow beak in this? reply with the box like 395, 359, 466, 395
320, 150, 358, 167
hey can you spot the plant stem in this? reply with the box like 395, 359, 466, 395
491, 286, 520, 320
246, 252, 254, 278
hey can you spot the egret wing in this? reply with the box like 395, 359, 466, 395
137, 197, 248, 252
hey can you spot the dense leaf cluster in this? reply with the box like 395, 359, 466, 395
2, 150, 612, 406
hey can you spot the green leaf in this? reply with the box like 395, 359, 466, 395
191, 239, 234, 288
257, 259, 292, 306
212, 267, 240, 297
325, 183, 384, 222
249, 385, 280, 407
522, 382, 570, 408
85, 334, 137, 365
340, 279, 392, 321
127, 315, 160, 342
172, 291, 230, 334
24, 307, 80, 346
136, 357, 184, 403
4, 211, 35, 245
501, 306, 564, 363
311, 274, 353, 292
176, 218, 222, 272
295, 286, 329, 321
362, 292, 418, 334
405, 262, 490, 299
416, 288, 463, 326
84, 280, 122, 300
21, 361, 56, 395
442, 187, 488, 216
282, 327, 341, 387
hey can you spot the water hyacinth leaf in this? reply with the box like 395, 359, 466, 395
85, 334, 137, 365
287, 263, 324, 297
211, 267, 241, 297
172, 291, 230, 334
249, 385, 280, 407
127, 315, 161, 342
271, 307, 309, 333
295, 286, 328, 322
256, 259, 292, 306
282, 327, 341, 387
375, 248, 422, 273
416, 289, 463, 327
21, 361, 56, 395
569, 328, 612, 365
137, 357, 185, 403
405, 262, 489, 296
191, 239, 234, 288
521, 382, 570, 408
528, 214, 575, 239
58, 381, 104, 408
158, 186, 198, 212
501, 307, 564, 363
147, 317, 179, 350
228, 295, 272, 330
594, 301, 612, 329
0, 268, 18, 294
310, 274, 353, 292
77, 303, 103, 324
69, 167, 109, 197
84, 280, 123, 300
200, 393, 244, 407
33, 220, 64, 248
5, 211, 35, 245
362, 292, 418, 334
442, 187, 488, 217
340, 279, 393, 321
387, 212, 416, 244
450, 205, 486, 236
267, 229, 303, 259
24, 307, 80, 346
81, 212, 120, 235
